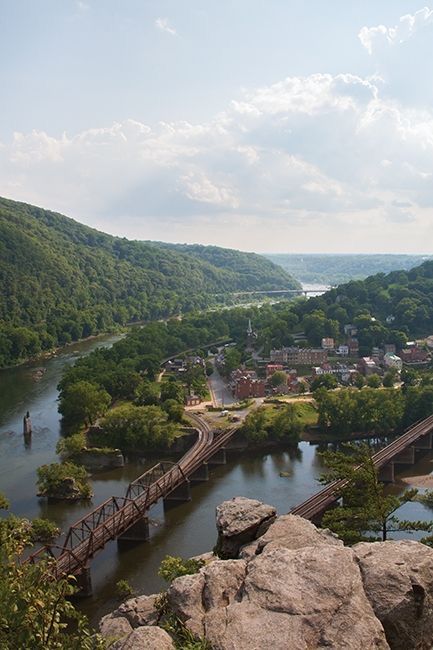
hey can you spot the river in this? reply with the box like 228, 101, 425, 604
0, 332, 433, 625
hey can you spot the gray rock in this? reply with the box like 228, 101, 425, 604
215, 497, 276, 558
116, 594, 159, 627
354, 540, 433, 650
202, 559, 247, 610
167, 572, 205, 637
99, 614, 132, 644
255, 513, 343, 554
204, 545, 389, 650
115, 626, 175, 649
75, 448, 124, 470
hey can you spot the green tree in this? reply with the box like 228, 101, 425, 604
58, 381, 111, 427
319, 444, 432, 544
99, 404, 177, 450
366, 374, 382, 388
36, 462, 92, 499
158, 555, 204, 583
311, 374, 338, 392
272, 404, 302, 443
134, 380, 160, 406
0, 496, 104, 649
270, 371, 288, 388
354, 374, 365, 389
160, 380, 185, 403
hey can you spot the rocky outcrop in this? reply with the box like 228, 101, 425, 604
38, 476, 93, 500
100, 497, 433, 649
215, 496, 276, 558
75, 448, 124, 470
354, 540, 433, 650
111, 626, 175, 649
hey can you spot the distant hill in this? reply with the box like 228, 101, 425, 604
0, 197, 297, 367
266, 254, 432, 285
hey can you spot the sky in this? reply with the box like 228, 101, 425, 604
1, 1, 433, 254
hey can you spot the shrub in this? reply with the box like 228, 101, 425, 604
36, 462, 92, 499
158, 555, 204, 584
30, 518, 60, 543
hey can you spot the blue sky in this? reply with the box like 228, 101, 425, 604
1, 1, 432, 253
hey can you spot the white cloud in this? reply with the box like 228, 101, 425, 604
155, 17, 177, 36
76, 1, 90, 12
2, 72, 433, 252
359, 6, 433, 54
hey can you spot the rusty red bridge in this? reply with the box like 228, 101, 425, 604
28, 413, 433, 593
28, 413, 242, 594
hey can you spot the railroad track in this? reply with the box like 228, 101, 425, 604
291, 414, 433, 520
27, 413, 239, 579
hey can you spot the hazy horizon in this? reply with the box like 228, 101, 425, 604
2, 2, 433, 253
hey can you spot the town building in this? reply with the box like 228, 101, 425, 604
336, 344, 349, 357
344, 324, 358, 337
185, 395, 201, 406
233, 376, 266, 399
265, 364, 284, 378
398, 347, 430, 365
270, 347, 327, 366
383, 353, 403, 372
358, 357, 382, 376
321, 338, 335, 350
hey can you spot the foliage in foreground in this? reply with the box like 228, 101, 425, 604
319, 443, 433, 545
0, 496, 104, 649
158, 555, 205, 584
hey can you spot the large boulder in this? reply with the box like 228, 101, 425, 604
215, 497, 276, 558
112, 626, 175, 649
203, 545, 389, 650
354, 540, 433, 650
112, 594, 159, 628
167, 572, 206, 637
99, 614, 132, 645
240, 513, 343, 558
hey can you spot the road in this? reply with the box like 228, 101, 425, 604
207, 362, 236, 407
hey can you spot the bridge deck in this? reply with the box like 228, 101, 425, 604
28, 414, 239, 578
291, 414, 433, 520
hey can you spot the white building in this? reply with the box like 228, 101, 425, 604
383, 353, 403, 372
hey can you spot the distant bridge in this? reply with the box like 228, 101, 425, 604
291, 414, 433, 521
213, 288, 330, 298
27, 414, 241, 594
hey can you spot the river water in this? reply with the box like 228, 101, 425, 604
1, 333, 433, 625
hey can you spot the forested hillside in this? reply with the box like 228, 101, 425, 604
0, 197, 297, 367
267, 253, 431, 285
160, 243, 297, 291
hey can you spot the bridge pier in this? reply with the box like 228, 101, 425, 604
190, 463, 209, 483
378, 462, 395, 483
415, 433, 433, 450
393, 446, 416, 465
208, 448, 227, 465
163, 480, 191, 507
75, 566, 92, 597
118, 516, 150, 544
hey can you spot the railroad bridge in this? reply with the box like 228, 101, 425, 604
291, 414, 433, 522
28, 413, 433, 594
28, 414, 245, 594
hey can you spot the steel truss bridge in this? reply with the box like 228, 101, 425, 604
28, 413, 433, 593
